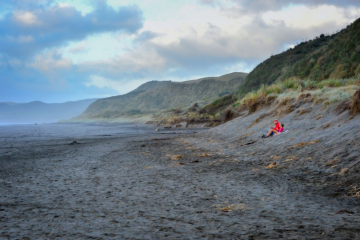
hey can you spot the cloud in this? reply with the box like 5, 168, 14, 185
1, 0, 56, 11
13, 11, 41, 25
202, 0, 360, 13
0, 2, 143, 60
198, 0, 217, 6
85, 75, 149, 94
68, 42, 89, 53
75, 3, 360, 88
133, 30, 160, 43
28, 51, 73, 72
79, 44, 167, 79
136, 4, 357, 74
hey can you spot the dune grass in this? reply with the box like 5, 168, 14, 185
159, 77, 360, 126
237, 77, 360, 112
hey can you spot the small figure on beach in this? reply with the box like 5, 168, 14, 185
262, 120, 282, 138
275, 124, 285, 135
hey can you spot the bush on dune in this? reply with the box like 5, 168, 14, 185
237, 77, 360, 114
350, 89, 360, 115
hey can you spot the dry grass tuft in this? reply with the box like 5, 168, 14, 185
289, 140, 319, 149
289, 142, 307, 148
174, 108, 182, 114
279, 97, 293, 107
168, 116, 182, 125
285, 156, 298, 162
349, 186, 360, 197
266, 162, 277, 169
170, 155, 183, 160
285, 104, 297, 113
237, 103, 248, 112
272, 156, 282, 160
218, 204, 247, 212
350, 89, 360, 115
316, 115, 323, 120
334, 100, 350, 114
322, 123, 331, 129
198, 153, 210, 157
298, 108, 311, 115
143, 166, 154, 169
339, 168, 349, 175
246, 97, 266, 114
297, 93, 312, 102
223, 109, 237, 123
325, 158, 339, 166
266, 95, 277, 105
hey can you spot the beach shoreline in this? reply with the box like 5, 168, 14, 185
0, 122, 359, 239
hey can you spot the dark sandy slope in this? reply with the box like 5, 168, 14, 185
0, 103, 359, 239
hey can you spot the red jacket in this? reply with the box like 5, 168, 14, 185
274, 122, 281, 131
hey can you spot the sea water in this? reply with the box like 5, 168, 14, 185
0, 123, 154, 143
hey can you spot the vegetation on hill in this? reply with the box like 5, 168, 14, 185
241, 17, 360, 94
158, 76, 359, 127
237, 77, 360, 114
76, 72, 247, 121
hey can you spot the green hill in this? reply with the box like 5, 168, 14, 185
241, 17, 360, 94
76, 72, 247, 120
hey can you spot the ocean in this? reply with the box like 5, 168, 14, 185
0, 123, 155, 142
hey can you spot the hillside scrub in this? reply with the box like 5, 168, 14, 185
157, 77, 359, 126
157, 78, 360, 126
77, 72, 247, 121
236, 77, 360, 114
200, 95, 237, 115
350, 89, 360, 115
241, 17, 360, 94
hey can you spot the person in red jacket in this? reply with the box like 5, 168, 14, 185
263, 120, 281, 138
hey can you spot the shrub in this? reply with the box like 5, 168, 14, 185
266, 95, 277, 105
246, 96, 266, 114
223, 110, 237, 123
202, 95, 236, 115
302, 80, 318, 89
283, 78, 296, 89
350, 89, 360, 115
279, 97, 294, 107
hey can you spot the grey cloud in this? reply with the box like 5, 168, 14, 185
76, 13, 354, 79
197, 0, 217, 6
0, 2, 143, 59
147, 16, 348, 72
133, 31, 160, 43
229, 0, 360, 13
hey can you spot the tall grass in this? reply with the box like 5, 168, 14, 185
240, 77, 360, 108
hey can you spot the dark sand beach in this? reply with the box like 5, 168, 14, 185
1, 116, 359, 239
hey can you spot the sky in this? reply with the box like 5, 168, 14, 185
1, 0, 360, 103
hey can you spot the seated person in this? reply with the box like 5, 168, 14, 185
275, 124, 284, 135
262, 120, 281, 138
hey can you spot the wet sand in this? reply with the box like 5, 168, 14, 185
0, 120, 359, 239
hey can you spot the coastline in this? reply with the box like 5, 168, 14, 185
1, 117, 359, 239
